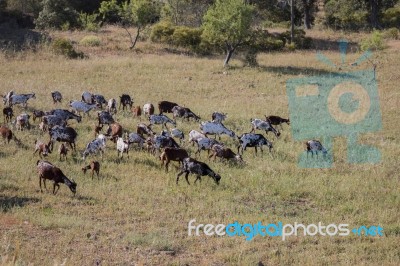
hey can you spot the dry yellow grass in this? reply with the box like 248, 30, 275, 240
0, 27, 399, 265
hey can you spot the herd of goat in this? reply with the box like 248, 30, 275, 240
1, 90, 328, 195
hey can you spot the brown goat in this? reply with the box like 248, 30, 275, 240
33, 110, 46, 122
3, 107, 13, 123
58, 143, 69, 161
132, 105, 142, 119
265, 115, 290, 130
0, 126, 14, 144
37, 160, 77, 195
33, 140, 51, 158
94, 124, 103, 138
82, 161, 100, 179
158, 101, 179, 114
209, 144, 243, 163
159, 147, 189, 173
106, 122, 123, 142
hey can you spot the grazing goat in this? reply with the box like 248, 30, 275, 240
51, 91, 62, 104
170, 128, 184, 144
195, 137, 221, 156
94, 124, 103, 137
137, 123, 154, 137
92, 94, 107, 108
154, 135, 180, 151
119, 94, 133, 111
200, 121, 235, 139
127, 133, 145, 149
250, 118, 280, 138
3, 107, 13, 123
116, 137, 130, 158
0, 126, 14, 144
212, 112, 227, 123
305, 140, 327, 158
149, 114, 176, 129
209, 144, 243, 163
82, 134, 107, 160
70, 101, 99, 116
265, 115, 290, 130
33, 140, 51, 158
48, 126, 78, 152
97, 111, 114, 126
188, 130, 205, 146
9, 93, 35, 107
143, 103, 154, 117
81, 91, 94, 104
158, 100, 179, 114
172, 106, 201, 121
2, 90, 13, 106
107, 98, 117, 114
106, 122, 123, 142
132, 106, 142, 119
48, 109, 82, 123
16, 113, 30, 131
39, 121, 47, 132
37, 160, 77, 195
159, 147, 189, 172
32, 110, 45, 122
58, 143, 69, 161
237, 133, 273, 155
82, 161, 100, 179
176, 157, 221, 185
42, 115, 67, 129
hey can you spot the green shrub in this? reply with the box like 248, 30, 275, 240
52, 38, 84, 59
360, 30, 386, 51
150, 21, 175, 43
79, 12, 100, 32
279, 29, 312, 49
98, 0, 122, 24
171, 26, 202, 48
250, 29, 285, 52
383, 27, 399, 40
35, 0, 79, 30
382, 5, 400, 28
80, 35, 101, 46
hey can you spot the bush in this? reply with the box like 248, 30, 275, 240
150, 21, 175, 43
279, 29, 312, 49
78, 12, 100, 32
98, 0, 121, 24
360, 30, 386, 51
35, 0, 79, 30
52, 38, 84, 59
382, 5, 400, 28
80, 35, 101, 46
171, 26, 202, 48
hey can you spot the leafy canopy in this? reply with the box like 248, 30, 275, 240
202, 0, 255, 49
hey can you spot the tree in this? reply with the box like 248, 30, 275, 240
119, 0, 161, 49
202, 0, 255, 67
35, 0, 79, 29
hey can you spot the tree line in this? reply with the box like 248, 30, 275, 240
0, 0, 399, 66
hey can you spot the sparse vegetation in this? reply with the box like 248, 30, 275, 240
80, 35, 101, 47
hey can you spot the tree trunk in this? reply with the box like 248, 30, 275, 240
123, 26, 141, 50
303, 0, 312, 29
223, 47, 235, 68
369, 0, 380, 29
290, 0, 294, 44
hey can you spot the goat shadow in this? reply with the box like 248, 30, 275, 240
0, 195, 40, 212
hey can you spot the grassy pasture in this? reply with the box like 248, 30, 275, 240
0, 28, 399, 265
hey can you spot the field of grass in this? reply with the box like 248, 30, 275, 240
0, 27, 399, 265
